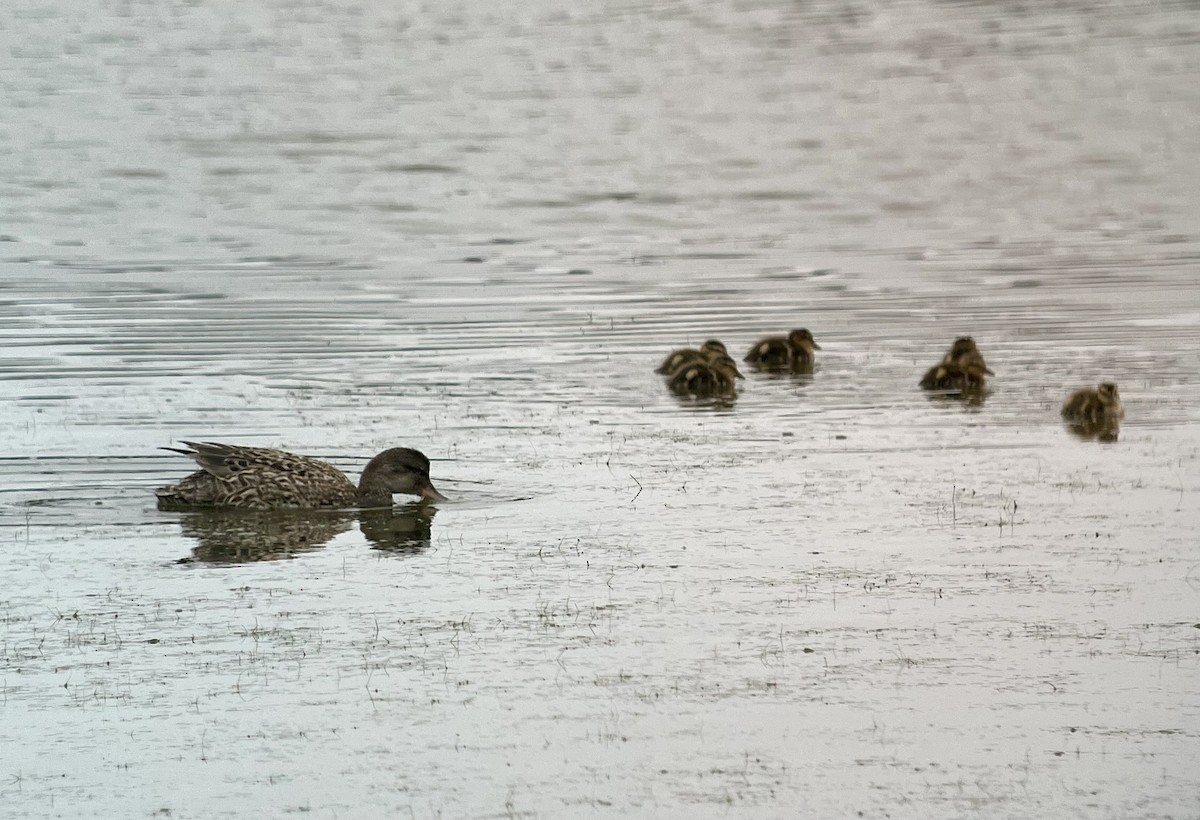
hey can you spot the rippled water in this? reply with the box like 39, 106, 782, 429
2, 1, 1199, 817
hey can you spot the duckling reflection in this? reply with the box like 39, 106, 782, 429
1065, 417, 1121, 442
174, 508, 354, 564
1062, 382, 1123, 442
358, 504, 435, 554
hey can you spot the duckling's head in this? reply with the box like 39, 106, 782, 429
699, 339, 728, 357
1097, 383, 1120, 405
360, 448, 446, 502
709, 353, 745, 379
949, 336, 978, 358
787, 329, 821, 351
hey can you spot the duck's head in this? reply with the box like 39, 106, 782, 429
787, 329, 821, 351
360, 448, 446, 502
699, 339, 728, 358
1097, 383, 1120, 405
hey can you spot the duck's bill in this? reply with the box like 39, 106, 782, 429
984, 367, 995, 375
810, 342, 822, 350
420, 485, 448, 502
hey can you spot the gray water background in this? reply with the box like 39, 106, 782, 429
2, 1, 1199, 817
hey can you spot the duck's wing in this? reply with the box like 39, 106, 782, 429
164, 441, 308, 479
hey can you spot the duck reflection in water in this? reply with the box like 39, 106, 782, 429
174, 505, 437, 564
358, 503, 435, 554
1064, 417, 1121, 442
174, 508, 355, 564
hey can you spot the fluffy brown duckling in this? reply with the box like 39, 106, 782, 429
920, 337, 994, 392
708, 354, 744, 390
743, 328, 821, 372
1062, 383, 1124, 424
156, 441, 446, 510
918, 359, 991, 393
655, 339, 728, 374
668, 353, 743, 398
942, 336, 994, 375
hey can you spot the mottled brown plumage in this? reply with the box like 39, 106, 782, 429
156, 441, 445, 510
743, 329, 821, 372
1062, 383, 1124, 423
918, 360, 990, 393
668, 353, 742, 398
941, 336, 994, 375
656, 339, 728, 374
920, 337, 994, 392
175, 509, 355, 563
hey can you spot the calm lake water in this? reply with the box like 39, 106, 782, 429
2, 1, 1199, 817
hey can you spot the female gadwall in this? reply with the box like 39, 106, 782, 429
155, 441, 446, 510
743, 328, 821, 372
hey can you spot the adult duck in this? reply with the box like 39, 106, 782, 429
156, 441, 446, 510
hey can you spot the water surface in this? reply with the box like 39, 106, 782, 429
2, 1, 1199, 817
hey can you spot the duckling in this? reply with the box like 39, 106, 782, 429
156, 442, 446, 509
743, 328, 821, 372
942, 336, 994, 375
708, 353, 745, 392
668, 353, 743, 398
920, 337, 994, 392
918, 359, 990, 393
655, 339, 728, 374
1062, 383, 1124, 423
668, 360, 720, 396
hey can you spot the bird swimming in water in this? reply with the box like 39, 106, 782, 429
942, 336, 993, 374
918, 359, 991, 393
656, 339, 728, 375
155, 441, 446, 510
1061, 383, 1124, 442
920, 337, 993, 393
1062, 383, 1124, 422
668, 353, 743, 398
743, 328, 821, 372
